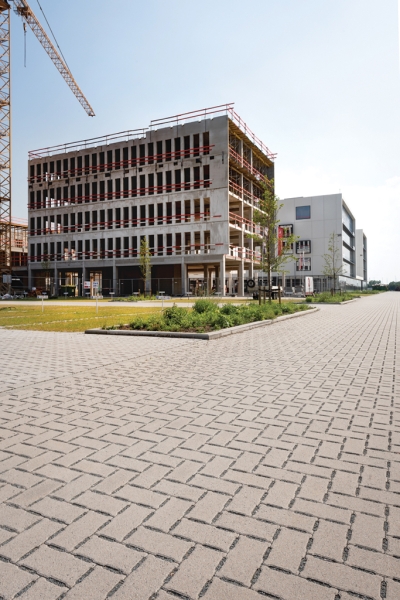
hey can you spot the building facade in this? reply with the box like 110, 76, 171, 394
272, 193, 368, 291
27, 105, 275, 296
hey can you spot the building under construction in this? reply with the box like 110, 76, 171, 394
0, 217, 28, 290
27, 104, 275, 296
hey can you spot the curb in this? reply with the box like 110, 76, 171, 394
309, 298, 358, 305
85, 307, 319, 341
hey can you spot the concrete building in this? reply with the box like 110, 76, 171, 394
272, 193, 368, 291
27, 104, 275, 296
0, 218, 28, 291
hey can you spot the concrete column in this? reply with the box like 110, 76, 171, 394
203, 264, 208, 295
238, 261, 244, 296
220, 255, 226, 297
112, 262, 117, 295
28, 264, 33, 290
181, 258, 186, 296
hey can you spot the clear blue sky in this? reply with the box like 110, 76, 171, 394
12, 0, 400, 282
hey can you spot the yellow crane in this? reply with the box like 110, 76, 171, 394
0, 0, 94, 294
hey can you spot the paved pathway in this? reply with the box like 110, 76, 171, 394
0, 293, 399, 600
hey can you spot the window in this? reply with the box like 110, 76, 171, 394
174, 137, 181, 159
149, 235, 154, 255
116, 237, 121, 258
99, 152, 105, 172
203, 165, 210, 188
84, 183, 90, 203
175, 169, 181, 192
184, 135, 190, 158
157, 203, 163, 225
157, 234, 163, 256
92, 210, 97, 231
123, 147, 129, 169
115, 178, 121, 199
184, 168, 190, 190
70, 157, 75, 177
176, 233, 181, 255
107, 179, 113, 200
139, 174, 145, 196
100, 210, 106, 229
296, 205, 311, 220
165, 139, 172, 161
115, 149, 121, 170
123, 177, 129, 198
296, 240, 311, 254
166, 233, 172, 255
91, 182, 98, 202
166, 171, 172, 192
123, 236, 129, 257
131, 145, 137, 165
123, 206, 129, 228
131, 175, 137, 197
296, 257, 311, 271
107, 208, 113, 229
148, 173, 154, 195
84, 154, 90, 175
175, 201, 181, 223
193, 134, 200, 157
148, 143, 154, 165
148, 204, 154, 225
85, 211, 90, 231
107, 150, 113, 171
107, 238, 113, 258
92, 153, 97, 172
92, 239, 97, 259
132, 206, 137, 227
132, 236, 137, 256
203, 131, 209, 155
194, 166, 200, 189
157, 141, 163, 163
140, 205, 146, 226
166, 202, 172, 224
100, 180, 105, 200
116, 207, 121, 229
139, 144, 145, 166
157, 172, 163, 194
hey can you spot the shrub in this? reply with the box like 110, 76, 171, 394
193, 298, 218, 314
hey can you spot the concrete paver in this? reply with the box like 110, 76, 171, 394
0, 293, 399, 599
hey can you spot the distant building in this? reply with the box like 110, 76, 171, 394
27, 104, 275, 296
0, 218, 28, 290
273, 193, 367, 291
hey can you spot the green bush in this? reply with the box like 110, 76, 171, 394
193, 298, 218, 314
123, 301, 309, 332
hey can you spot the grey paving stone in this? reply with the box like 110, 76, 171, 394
1, 294, 399, 598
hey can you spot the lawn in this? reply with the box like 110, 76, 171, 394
0, 305, 162, 332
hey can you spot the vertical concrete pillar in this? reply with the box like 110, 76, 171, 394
220, 255, 226, 297
112, 262, 117, 295
28, 264, 33, 290
181, 258, 186, 296
238, 261, 244, 296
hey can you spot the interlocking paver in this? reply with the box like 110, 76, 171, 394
21, 544, 91, 587
111, 555, 171, 599
63, 566, 122, 599
1, 294, 399, 598
164, 545, 222, 598
218, 535, 268, 585
76, 535, 144, 574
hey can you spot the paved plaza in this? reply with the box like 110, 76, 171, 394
0, 293, 399, 600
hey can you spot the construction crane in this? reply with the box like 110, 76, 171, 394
0, 0, 94, 295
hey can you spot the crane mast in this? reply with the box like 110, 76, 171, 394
0, 0, 94, 294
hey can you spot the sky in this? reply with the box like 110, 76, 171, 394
11, 0, 400, 282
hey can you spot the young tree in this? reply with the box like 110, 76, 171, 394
139, 237, 151, 295
322, 232, 345, 293
250, 180, 298, 302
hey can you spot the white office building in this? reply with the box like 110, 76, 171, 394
272, 193, 368, 291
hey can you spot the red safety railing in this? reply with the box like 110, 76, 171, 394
228, 179, 263, 207
28, 146, 214, 183
229, 146, 270, 183
28, 180, 212, 209
229, 212, 261, 235
30, 211, 215, 236
28, 242, 217, 263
